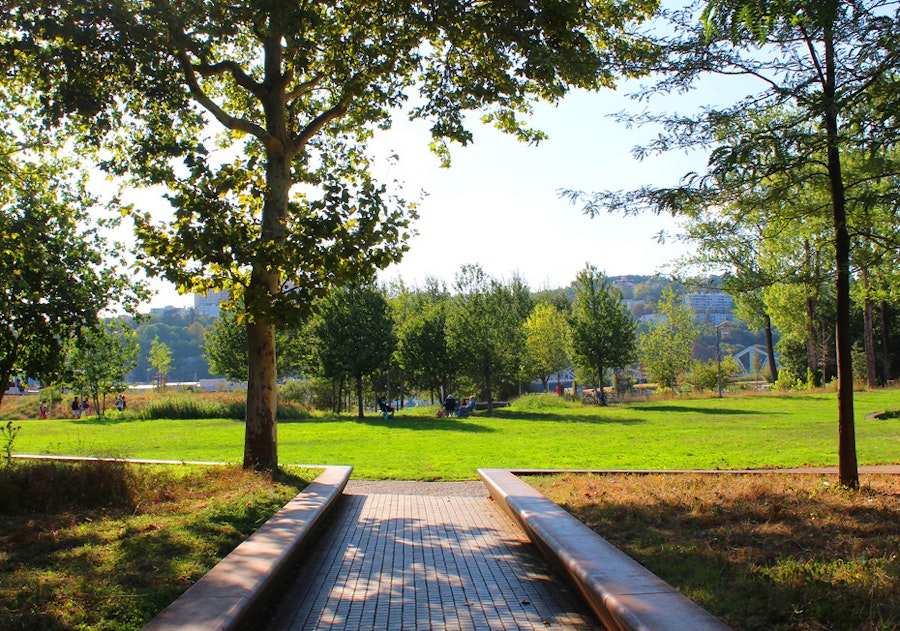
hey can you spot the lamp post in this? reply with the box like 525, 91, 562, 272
716, 321, 727, 398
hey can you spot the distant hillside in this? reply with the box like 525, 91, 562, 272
119, 308, 217, 383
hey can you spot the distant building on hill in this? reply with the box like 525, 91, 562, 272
149, 305, 187, 317
684, 292, 736, 325
194, 289, 230, 317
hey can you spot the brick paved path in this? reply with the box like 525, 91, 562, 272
264, 482, 602, 631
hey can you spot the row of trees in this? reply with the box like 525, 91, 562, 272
203, 263, 710, 416
207, 259, 896, 417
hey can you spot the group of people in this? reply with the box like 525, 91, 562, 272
63, 393, 126, 418
440, 395, 475, 418
71, 396, 91, 418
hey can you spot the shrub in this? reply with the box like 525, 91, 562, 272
279, 379, 314, 404
138, 395, 241, 420
775, 368, 799, 391
510, 393, 580, 411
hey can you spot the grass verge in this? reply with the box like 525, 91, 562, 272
531, 472, 900, 631
0, 460, 316, 631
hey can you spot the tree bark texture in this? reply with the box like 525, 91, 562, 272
823, 23, 858, 489
244, 315, 278, 470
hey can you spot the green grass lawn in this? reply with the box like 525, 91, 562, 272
8, 390, 900, 479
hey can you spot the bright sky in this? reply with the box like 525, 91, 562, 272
142, 77, 726, 310
371, 87, 703, 291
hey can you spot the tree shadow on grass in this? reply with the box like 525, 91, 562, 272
488, 409, 647, 425
542, 474, 900, 631
67, 415, 142, 426
631, 404, 766, 415
279, 414, 496, 433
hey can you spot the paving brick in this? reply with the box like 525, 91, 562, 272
264, 485, 601, 631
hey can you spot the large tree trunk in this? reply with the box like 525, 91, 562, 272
764, 313, 778, 383
823, 24, 858, 490
244, 313, 278, 470
243, 145, 291, 470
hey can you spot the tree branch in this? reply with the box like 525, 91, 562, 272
192, 59, 264, 97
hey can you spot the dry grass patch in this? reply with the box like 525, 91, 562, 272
530, 473, 899, 631
0, 460, 314, 631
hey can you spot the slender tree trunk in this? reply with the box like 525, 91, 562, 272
356, 373, 364, 418
0, 339, 21, 411
862, 270, 877, 388
485, 369, 494, 414
805, 294, 819, 384
823, 24, 858, 489
764, 313, 778, 383
879, 302, 892, 385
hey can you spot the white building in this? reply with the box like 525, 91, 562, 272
194, 289, 230, 317
684, 293, 736, 324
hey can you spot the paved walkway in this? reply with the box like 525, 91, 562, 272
264, 481, 602, 631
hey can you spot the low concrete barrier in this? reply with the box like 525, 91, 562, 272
142, 465, 352, 631
478, 468, 731, 631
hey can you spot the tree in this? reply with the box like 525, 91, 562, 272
393, 280, 456, 403
523, 302, 570, 391
639, 288, 697, 389
569, 0, 900, 488
0, 131, 141, 410
64, 320, 139, 417
203, 305, 310, 382
447, 265, 523, 412
567, 265, 636, 392
311, 284, 395, 419
3, 0, 658, 469
203, 310, 248, 383
148, 336, 173, 390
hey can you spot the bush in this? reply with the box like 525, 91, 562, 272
510, 393, 580, 410
138, 395, 242, 420
686, 360, 720, 392
279, 379, 315, 407
774, 368, 803, 391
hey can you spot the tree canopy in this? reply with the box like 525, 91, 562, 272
2, 0, 659, 469
639, 288, 698, 390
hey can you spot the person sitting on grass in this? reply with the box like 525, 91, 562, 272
443, 394, 457, 417
377, 397, 394, 420
457, 397, 476, 418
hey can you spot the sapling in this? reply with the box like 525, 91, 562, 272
2, 421, 21, 466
